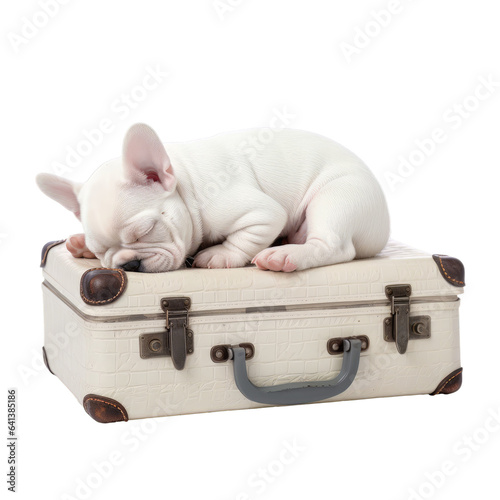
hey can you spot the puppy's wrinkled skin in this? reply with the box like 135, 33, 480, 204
37, 124, 390, 273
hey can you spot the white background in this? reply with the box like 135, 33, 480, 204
2, 1, 499, 499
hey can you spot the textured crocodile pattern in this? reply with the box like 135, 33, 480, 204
43, 284, 461, 420
42, 241, 464, 319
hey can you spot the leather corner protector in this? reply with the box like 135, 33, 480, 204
430, 368, 463, 395
80, 268, 127, 305
42, 346, 54, 375
432, 254, 465, 287
40, 239, 66, 268
83, 394, 129, 423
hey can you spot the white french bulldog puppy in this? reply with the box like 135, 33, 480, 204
37, 124, 390, 273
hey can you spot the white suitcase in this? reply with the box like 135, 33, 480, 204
40, 239, 465, 423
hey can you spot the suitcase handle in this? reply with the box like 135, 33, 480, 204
228, 339, 361, 405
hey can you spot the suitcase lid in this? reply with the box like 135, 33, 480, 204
41, 240, 464, 319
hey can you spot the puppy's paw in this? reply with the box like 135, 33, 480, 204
193, 245, 249, 269
252, 245, 299, 272
66, 234, 96, 259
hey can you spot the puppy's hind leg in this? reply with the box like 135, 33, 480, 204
253, 175, 388, 271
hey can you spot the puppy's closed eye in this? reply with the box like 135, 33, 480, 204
133, 222, 156, 243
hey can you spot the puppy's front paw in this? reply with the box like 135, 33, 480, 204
66, 234, 96, 259
193, 245, 249, 269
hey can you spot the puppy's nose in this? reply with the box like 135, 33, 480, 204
120, 260, 142, 272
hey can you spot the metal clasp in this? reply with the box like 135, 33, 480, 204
385, 284, 412, 354
384, 285, 431, 354
139, 297, 193, 370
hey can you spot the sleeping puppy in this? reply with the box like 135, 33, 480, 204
37, 124, 389, 272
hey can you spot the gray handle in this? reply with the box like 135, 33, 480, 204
229, 339, 361, 405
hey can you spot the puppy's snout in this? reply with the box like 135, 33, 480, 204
120, 260, 142, 272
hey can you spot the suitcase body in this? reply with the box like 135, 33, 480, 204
40, 240, 465, 423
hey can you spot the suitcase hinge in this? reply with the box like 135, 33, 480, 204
384, 285, 431, 354
139, 297, 193, 370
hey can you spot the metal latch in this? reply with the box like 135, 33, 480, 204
139, 297, 193, 370
384, 285, 431, 354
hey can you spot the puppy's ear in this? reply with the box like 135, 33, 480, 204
36, 173, 82, 219
122, 123, 175, 191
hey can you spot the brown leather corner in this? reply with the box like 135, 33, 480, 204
40, 239, 66, 268
42, 346, 54, 375
80, 268, 127, 305
432, 255, 465, 287
430, 368, 463, 395
83, 394, 129, 423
